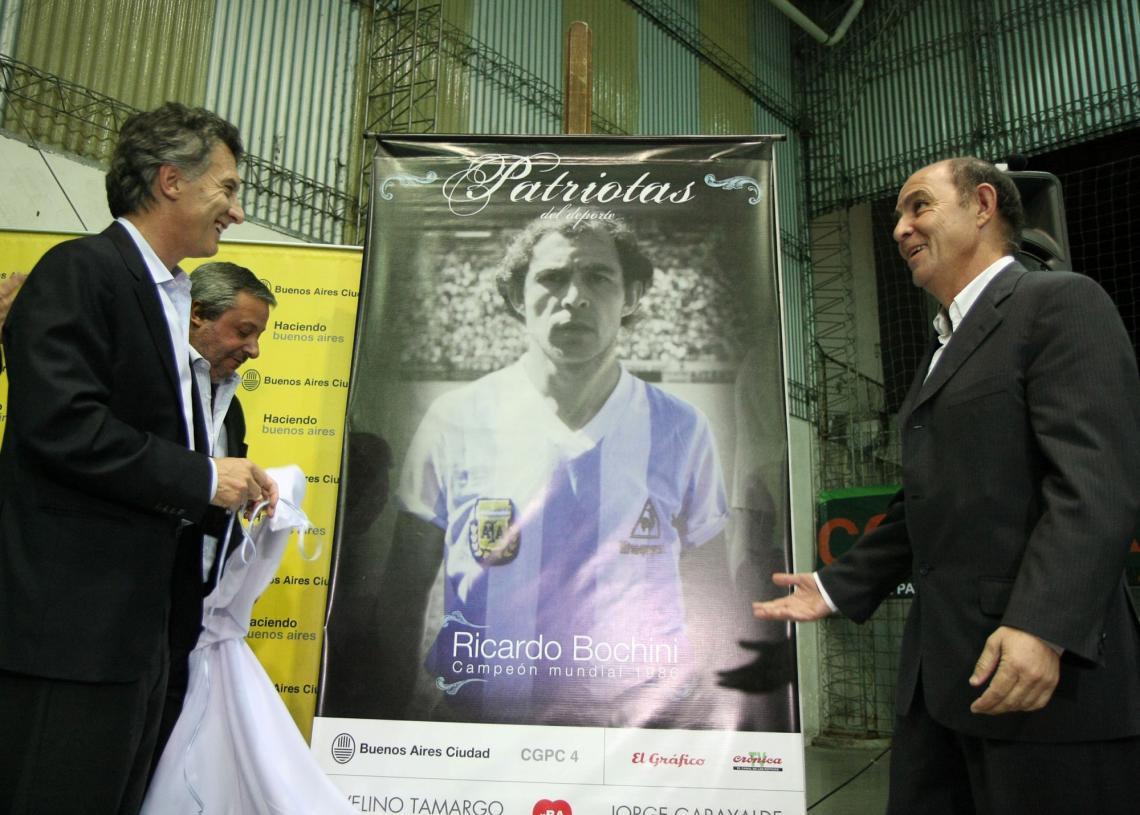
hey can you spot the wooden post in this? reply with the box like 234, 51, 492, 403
563, 21, 592, 134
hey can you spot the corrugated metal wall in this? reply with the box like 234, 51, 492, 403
5, 0, 214, 159
751, 0, 796, 123
817, 0, 1140, 210
1, 0, 25, 57
5, 0, 1133, 260
206, 0, 358, 190
437, 0, 474, 134
204, 0, 360, 241
837, 0, 984, 199
998, 0, 1140, 142
698, 0, 755, 134
467, 0, 561, 134
15, 0, 212, 106
566, 0, 639, 134
636, 9, 700, 135
750, 0, 800, 248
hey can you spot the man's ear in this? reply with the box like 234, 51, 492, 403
156, 164, 182, 202
974, 182, 999, 227
622, 280, 645, 317
189, 301, 207, 329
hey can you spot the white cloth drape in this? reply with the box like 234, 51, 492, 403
142, 465, 354, 814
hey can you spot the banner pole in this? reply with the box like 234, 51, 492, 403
563, 21, 592, 135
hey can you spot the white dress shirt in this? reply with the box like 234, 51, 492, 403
192, 348, 241, 578
117, 218, 219, 504
926, 256, 1014, 378
116, 217, 195, 447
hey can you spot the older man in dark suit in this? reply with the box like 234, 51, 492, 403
0, 103, 278, 814
154, 260, 276, 764
754, 157, 1140, 813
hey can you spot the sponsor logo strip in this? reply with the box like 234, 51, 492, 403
311, 718, 804, 793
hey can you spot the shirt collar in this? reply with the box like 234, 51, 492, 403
933, 256, 1014, 343
190, 344, 240, 390
116, 216, 183, 286
190, 343, 208, 373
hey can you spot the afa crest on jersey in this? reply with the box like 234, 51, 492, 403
468, 498, 520, 566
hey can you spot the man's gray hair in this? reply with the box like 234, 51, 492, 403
106, 102, 243, 218
190, 262, 276, 319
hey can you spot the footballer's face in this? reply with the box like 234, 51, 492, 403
515, 230, 635, 370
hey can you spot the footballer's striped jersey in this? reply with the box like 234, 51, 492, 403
397, 361, 728, 724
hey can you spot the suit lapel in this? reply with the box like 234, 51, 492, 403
224, 397, 247, 458
190, 375, 210, 453
903, 263, 1026, 418
898, 334, 940, 421
106, 222, 188, 445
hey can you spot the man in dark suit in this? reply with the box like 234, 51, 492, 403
155, 260, 276, 763
0, 103, 278, 814
753, 157, 1140, 813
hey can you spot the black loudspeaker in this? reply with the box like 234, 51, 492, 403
1007, 170, 1071, 271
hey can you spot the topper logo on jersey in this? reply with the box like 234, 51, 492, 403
630, 499, 661, 539
469, 498, 521, 565
620, 498, 665, 555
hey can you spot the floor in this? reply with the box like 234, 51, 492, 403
803, 740, 891, 814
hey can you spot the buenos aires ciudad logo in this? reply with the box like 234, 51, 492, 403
331, 733, 356, 764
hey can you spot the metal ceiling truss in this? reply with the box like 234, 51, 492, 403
364, 0, 443, 135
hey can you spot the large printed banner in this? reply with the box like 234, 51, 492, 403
0, 230, 361, 738
314, 136, 804, 813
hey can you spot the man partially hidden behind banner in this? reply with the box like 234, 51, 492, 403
376, 214, 729, 727
156, 261, 276, 760
754, 157, 1140, 813
0, 103, 277, 815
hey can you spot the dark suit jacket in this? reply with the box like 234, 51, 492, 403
169, 395, 248, 656
820, 263, 1140, 742
0, 223, 213, 682
156, 395, 248, 763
